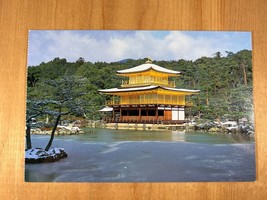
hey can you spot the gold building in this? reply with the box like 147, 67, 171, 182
99, 59, 199, 124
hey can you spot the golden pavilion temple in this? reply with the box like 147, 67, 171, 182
99, 59, 200, 124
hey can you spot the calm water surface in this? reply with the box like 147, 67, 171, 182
25, 128, 255, 182
79, 128, 254, 144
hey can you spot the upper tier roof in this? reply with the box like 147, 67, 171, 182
116, 63, 181, 75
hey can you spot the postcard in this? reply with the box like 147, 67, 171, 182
25, 30, 255, 182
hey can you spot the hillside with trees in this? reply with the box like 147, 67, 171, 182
27, 50, 253, 125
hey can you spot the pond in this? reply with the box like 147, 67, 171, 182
25, 128, 255, 182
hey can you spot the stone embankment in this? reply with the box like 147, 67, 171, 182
88, 120, 185, 131
31, 126, 84, 136
186, 121, 254, 137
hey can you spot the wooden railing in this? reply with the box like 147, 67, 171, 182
106, 99, 187, 106
106, 95, 191, 106
106, 99, 120, 106
103, 117, 186, 124
121, 80, 176, 88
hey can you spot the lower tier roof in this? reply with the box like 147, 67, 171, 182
99, 85, 200, 94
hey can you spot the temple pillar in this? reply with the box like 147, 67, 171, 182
120, 107, 122, 122
127, 109, 129, 121
156, 106, 158, 121
139, 106, 141, 121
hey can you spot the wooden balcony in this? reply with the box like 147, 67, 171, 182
103, 117, 186, 124
106, 97, 188, 106
121, 80, 176, 88
106, 99, 120, 106
106, 100, 187, 106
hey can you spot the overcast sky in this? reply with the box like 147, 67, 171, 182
27, 30, 251, 66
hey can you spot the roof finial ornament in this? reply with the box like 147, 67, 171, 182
145, 57, 153, 64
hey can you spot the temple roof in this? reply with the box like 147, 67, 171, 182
116, 63, 181, 75
99, 85, 200, 94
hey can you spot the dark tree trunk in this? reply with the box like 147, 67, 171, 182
26, 113, 42, 150
45, 114, 61, 151
241, 63, 248, 86
26, 124, 32, 149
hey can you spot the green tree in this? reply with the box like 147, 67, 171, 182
40, 76, 88, 151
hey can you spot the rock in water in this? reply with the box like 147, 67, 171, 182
25, 148, 68, 164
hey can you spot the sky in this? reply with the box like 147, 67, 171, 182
27, 30, 252, 66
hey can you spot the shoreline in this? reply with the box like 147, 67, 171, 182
29, 121, 254, 137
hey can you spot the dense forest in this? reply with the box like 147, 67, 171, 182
27, 50, 253, 124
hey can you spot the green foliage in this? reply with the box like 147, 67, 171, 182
27, 50, 253, 122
